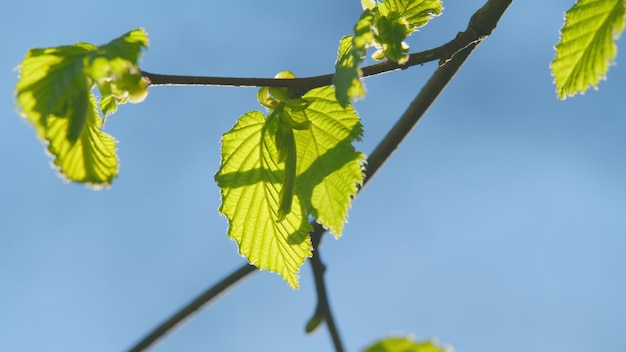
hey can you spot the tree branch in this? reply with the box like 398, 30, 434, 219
126, 264, 256, 352
306, 222, 345, 352
142, 3, 504, 95
127, 1, 513, 350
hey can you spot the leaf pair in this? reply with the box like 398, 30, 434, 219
15, 29, 149, 187
215, 72, 365, 288
334, 0, 443, 105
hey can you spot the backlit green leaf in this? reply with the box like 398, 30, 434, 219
334, 7, 377, 106
295, 86, 365, 237
364, 337, 450, 352
374, 12, 412, 63
552, 0, 625, 99
334, 36, 365, 106
44, 93, 118, 186
374, 0, 443, 63
333, 0, 442, 104
216, 75, 364, 288
215, 110, 313, 289
15, 28, 149, 186
378, 0, 444, 29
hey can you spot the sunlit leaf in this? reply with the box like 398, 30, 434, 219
295, 86, 365, 237
334, 0, 442, 104
552, 0, 625, 99
364, 336, 451, 352
378, 0, 444, 29
216, 75, 364, 288
44, 93, 118, 186
334, 7, 377, 106
15, 28, 149, 186
374, 0, 443, 63
215, 110, 313, 289
374, 12, 412, 63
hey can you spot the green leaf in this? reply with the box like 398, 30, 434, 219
276, 110, 298, 221
305, 314, 324, 334
215, 110, 313, 289
374, 12, 412, 63
333, 0, 442, 104
334, 7, 377, 106
364, 337, 450, 352
295, 86, 365, 237
334, 36, 366, 106
15, 28, 149, 186
378, 0, 444, 29
374, 0, 443, 63
46, 92, 118, 186
216, 76, 364, 288
551, 0, 626, 99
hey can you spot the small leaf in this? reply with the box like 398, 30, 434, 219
333, 0, 442, 104
215, 111, 313, 289
375, 0, 443, 63
305, 314, 324, 334
364, 336, 451, 352
362, 0, 376, 10
15, 28, 149, 186
333, 9, 377, 106
374, 12, 412, 63
551, 0, 625, 99
379, 0, 443, 29
334, 35, 367, 106
276, 113, 298, 221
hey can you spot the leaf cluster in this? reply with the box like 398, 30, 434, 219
334, 0, 443, 105
15, 29, 148, 186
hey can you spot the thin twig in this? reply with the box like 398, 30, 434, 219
307, 222, 345, 352
127, 1, 513, 350
310, 247, 344, 351
141, 14, 495, 95
126, 264, 256, 352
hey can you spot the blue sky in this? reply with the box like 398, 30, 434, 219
1, 1, 625, 351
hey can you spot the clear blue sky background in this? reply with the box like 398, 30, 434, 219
1, 1, 625, 351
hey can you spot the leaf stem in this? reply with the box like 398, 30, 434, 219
127, 1, 513, 350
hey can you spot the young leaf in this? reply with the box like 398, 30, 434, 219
333, 0, 442, 105
295, 86, 365, 237
276, 112, 298, 221
374, 12, 412, 63
334, 8, 377, 106
364, 337, 450, 352
15, 28, 149, 186
216, 75, 364, 287
215, 111, 313, 289
373, 0, 443, 63
378, 0, 444, 29
45, 92, 118, 186
552, 0, 625, 99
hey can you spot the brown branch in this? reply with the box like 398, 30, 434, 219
306, 222, 345, 352
141, 6, 503, 95
126, 264, 257, 352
